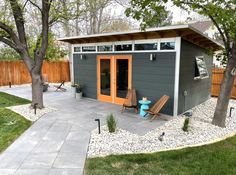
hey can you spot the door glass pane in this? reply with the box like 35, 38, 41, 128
100, 59, 111, 96
116, 59, 128, 98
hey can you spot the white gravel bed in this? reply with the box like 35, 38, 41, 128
87, 98, 236, 157
7, 104, 57, 121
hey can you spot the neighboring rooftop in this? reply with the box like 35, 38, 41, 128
59, 24, 222, 51
189, 21, 213, 33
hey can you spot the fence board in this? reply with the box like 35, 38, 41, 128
0, 60, 70, 86
211, 68, 236, 99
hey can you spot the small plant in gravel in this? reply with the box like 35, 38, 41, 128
182, 118, 190, 132
106, 113, 117, 133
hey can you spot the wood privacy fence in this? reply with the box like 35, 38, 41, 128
211, 68, 236, 98
0, 60, 70, 86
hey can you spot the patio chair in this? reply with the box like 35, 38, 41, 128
121, 89, 138, 113
144, 95, 170, 121
54, 81, 66, 92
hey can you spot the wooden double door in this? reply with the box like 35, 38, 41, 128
97, 55, 132, 105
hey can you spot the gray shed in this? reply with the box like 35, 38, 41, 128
59, 24, 222, 116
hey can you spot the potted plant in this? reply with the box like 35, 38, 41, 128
71, 83, 76, 97
71, 83, 83, 99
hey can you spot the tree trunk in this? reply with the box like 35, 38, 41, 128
97, 7, 103, 33
75, 0, 80, 36
0, 0, 51, 110
31, 71, 44, 108
212, 46, 236, 127
62, 0, 70, 37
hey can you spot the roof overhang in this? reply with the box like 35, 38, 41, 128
58, 24, 223, 51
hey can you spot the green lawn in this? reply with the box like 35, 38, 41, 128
0, 92, 31, 152
85, 134, 236, 175
0, 92, 30, 107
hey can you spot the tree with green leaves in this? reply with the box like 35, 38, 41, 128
0, 32, 67, 60
125, 0, 172, 29
0, 46, 21, 60
126, 0, 236, 127
0, 0, 52, 108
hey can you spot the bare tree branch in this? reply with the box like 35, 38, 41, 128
33, 33, 42, 58
23, 0, 29, 9
207, 13, 229, 51
178, 1, 228, 51
40, 0, 51, 55
222, 24, 231, 53
28, 0, 43, 14
0, 37, 19, 51
9, 0, 28, 46
0, 21, 20, 45
32, 0, 52, 73
49, 16, 60, 27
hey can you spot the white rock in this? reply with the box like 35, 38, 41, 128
87, 98, 236, 158
7, 104, 56, 121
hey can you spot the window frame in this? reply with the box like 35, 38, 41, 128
114, 41, 133, 52
134, 39, 158, 51
160, 41, 176, 50
73, 46, 81, 53
81, 45, 97, 53
72, 38, 177, 54
96, 42, 114, 53
97, 45, 113, 52
194, 56, 209, 80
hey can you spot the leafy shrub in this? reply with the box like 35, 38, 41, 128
29, 32, 67, 61
182, 118, 190, 132
106, 114, 117, 133
0, 47, 21, 60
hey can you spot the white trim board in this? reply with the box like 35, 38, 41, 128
173, 37, 181, 116
69, 44, 74, 83
72, 38, 177, 54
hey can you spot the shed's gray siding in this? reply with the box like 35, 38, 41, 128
73, 54, 97, 99
73, 52, 176, 115
178, 39, 213, 114
132, 52, 175, 115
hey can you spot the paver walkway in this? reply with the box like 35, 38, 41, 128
0, 85, 169, 175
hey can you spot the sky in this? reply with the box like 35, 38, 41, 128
109, 0, 205, 25
166, 1, 189, 22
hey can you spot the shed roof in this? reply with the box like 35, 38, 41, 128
58, 24, 222, 51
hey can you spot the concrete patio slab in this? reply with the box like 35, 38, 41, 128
15, 169, 49, 175
0, 153, 28, 169
49, 168, 83, 175
0, 84, 171, 175
53, 153, 85, 169
33, 140, 64, 153
20, 153, 57, 169
60, 140, 88, 155
0, 169, 16, 175
66, 131, 90, 142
